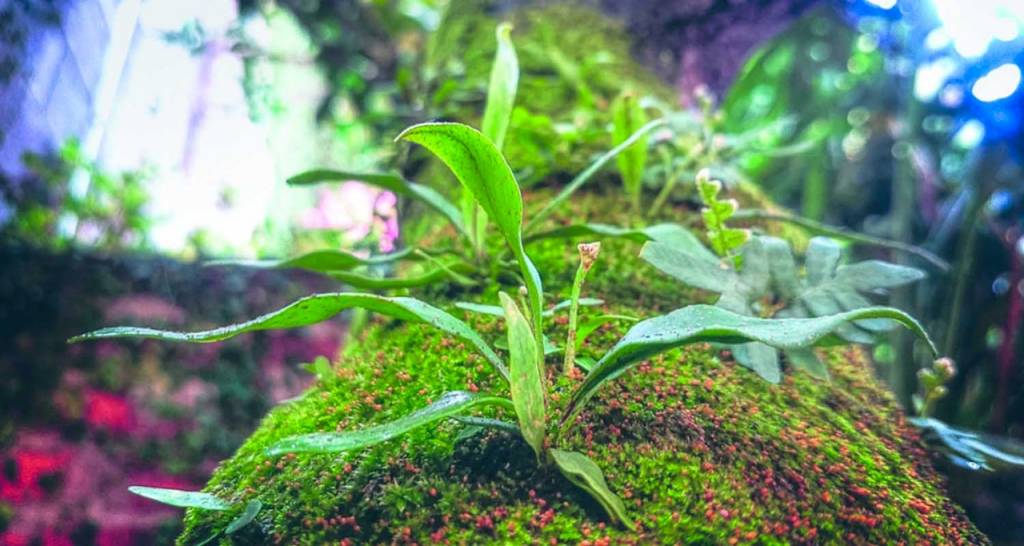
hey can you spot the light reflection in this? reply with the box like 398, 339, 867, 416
972, 63, 1022, 102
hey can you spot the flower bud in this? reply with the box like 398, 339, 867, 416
578, 242, 601, 272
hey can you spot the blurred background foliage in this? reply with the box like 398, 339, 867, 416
2, 0, 1023, 543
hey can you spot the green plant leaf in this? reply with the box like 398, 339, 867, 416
525, 118, 667, 233
327, 267, 469, 290
128, 486, 231, 511
456, 298, 603, 318
575, 314, 638, 351
611, 91, 648, 209
499, 292, 545, 458
226, 500, 263, 534
265, 391, 513, 455
550, 449, 635, 530
639, 240, 734, 294
792, 237, 926, 340
205, 248, 417, 273
730, 342, 781, 383
527, 223, 709, 257
71, 292, 508, 381
481, 23, 518, 151
784, 347, 829, 380
565, 305, 937, 424
287, 169, 466, 238
398, 122, 544, 348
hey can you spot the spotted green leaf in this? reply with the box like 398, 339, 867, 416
70, 292, 508, 381
499, 293, 545, 458
550, 449, 635, 530
266, 391, 513, 456
128, 486, 231, 511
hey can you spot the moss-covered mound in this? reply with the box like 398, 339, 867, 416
179, 190, 985, 545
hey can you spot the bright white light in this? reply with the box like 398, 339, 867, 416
972, 63, 1022, 102
953, 120, 985, 148
931, 0, 1024, 59
866, 0, 897, 9
914, 58, 958, 101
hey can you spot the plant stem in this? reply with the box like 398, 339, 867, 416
563, 263, 587, 375
563, 243, 600, 376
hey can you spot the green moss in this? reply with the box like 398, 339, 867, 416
178, 190, 985, 545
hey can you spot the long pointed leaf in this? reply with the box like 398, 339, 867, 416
499, 293, 545, 458
328, 267, 462, 290
205, 248, 417, 273
550, 449, 635, 530
265, 391, 513, 455
128, 486, 231, 510
456, 298, 604, 319
398, 122, 544, 352
481, 23, 518, 151
71, 292, 508, 381
287, 169, 466, 238
611, 91, 648, 209
565, 305, 937, 424
525, 118, 667, 233
226, 500, 263, 534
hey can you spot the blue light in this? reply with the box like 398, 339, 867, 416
972, 63, 1022, 102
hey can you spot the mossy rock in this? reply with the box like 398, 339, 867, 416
178, 189, 985, 545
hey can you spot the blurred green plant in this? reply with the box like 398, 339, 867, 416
2, 140, 152, 251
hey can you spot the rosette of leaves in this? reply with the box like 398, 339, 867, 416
641, 225, 926, 382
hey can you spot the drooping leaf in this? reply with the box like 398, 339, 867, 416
226, 500, 263, 534
128, 486, 231, 511
481, 23, 518, 151
398, 122, 544, 338
205, 248, 418, 273
266, 391, 514, 456
495, 335, 561, 356
499, 292, 545, 458
287, 170, 465, 237
611, 90, 648, 209
71, 292, 508, 381
525, 118, 667, 233
550, 449, 635, 530
565, 305, 937, 424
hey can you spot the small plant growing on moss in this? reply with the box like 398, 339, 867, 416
640, 170, 935, 382
68, 24, 952, 537
72, 118, 945, 532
